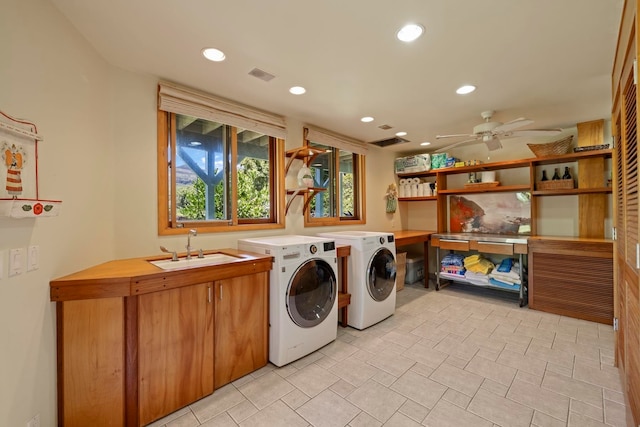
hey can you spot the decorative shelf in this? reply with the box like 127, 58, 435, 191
0, 198, 62, 218
285, 187, 326, 214
284, 147, 326, 174
0, 110, 62, 218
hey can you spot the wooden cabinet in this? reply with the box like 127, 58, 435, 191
50, 250, 272, 427
611, 1, 640, 425
528, 237, 613, 324
138, 283, 214, 426
58, 298, 125, 427
214, 273, 268, 388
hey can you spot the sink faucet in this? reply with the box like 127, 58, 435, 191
186, 229, 197, 259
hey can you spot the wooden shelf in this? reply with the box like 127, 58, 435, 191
398, 196, 438, 201
532, 187, 613, 196
285, 187, 326, 214
529, 149, 613, 165
438, 184, 531, 195
284, 146, 326, 174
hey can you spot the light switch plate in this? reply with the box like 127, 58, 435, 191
9, 248, 24, 276
27, 245, 39, 271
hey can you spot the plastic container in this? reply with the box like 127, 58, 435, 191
395, 252, 406, 291
405, 254, 425, 284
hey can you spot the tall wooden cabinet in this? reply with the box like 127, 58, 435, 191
612, 1, 640, 425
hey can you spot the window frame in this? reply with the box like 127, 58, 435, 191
157, 110, 285, 235
302, 136, 366, 227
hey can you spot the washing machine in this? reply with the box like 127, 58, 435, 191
237, 235, 338, 367
318, 231, 396, 330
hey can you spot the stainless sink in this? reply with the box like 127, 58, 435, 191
149, 253, 240, 270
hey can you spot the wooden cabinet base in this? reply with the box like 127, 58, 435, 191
528, 237, 613, 324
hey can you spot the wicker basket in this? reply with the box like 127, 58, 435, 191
537, 179, 574, 190
527, 135, 573, 158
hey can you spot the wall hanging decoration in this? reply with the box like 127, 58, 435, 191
385, 183, 397, 213
0, 110, 61, 218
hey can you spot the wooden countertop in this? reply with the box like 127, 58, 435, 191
50, 248, 273, 302
392, 230, 436, 246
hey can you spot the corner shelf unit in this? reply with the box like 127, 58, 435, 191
284, 146, 327, 214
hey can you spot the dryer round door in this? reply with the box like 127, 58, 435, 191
367, 248, 396, 302
287, 258, 337, 328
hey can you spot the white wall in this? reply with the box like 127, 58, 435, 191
0, 0, 613, 425
1, 1, 399, 425
1, 0, 116, 425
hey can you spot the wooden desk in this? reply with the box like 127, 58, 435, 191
392, 230, 436, 288
336, 244, 351, 327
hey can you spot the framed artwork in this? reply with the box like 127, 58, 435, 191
449, 192, 531, 235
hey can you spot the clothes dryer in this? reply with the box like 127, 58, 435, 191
237, 235, 338, 366
318, 231, 396, 329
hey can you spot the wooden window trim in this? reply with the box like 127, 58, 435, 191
157, 110, 285, 235
303, 145, 366, 227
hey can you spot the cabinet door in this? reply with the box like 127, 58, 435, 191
60, 298, 125, 427
215, 272, 268, 388
138, 283, 214, 426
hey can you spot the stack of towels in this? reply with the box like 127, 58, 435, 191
488, 258, 521, 290
463, 254, 494, 286
440, 253, 465, 276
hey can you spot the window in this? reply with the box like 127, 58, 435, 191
157, 82, 285, 234
303, 126, 367, 226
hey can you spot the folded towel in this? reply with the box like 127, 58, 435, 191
497, 258, 512, 273
441, 253, 465, 267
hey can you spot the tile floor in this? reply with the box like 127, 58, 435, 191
148, 281, 629, 427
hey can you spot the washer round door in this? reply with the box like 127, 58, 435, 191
287, 258, 337, 328
367, 248, 396, 302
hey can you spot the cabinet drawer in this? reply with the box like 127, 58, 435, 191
471, 241, 514, 255
438, 239, 470, 251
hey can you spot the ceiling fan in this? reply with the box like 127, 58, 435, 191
436, 110, 562, 151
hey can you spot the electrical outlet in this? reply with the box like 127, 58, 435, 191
26, 414, 40, 427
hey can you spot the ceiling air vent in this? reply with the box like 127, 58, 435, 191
369, 137, 409, 147
378, 124, 393, 130
248, 68, 276, 82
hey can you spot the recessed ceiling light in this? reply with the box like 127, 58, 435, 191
189, 141, 202, 146
361, 116, 374, 123
395, 131, 407, 137
397, 24, 424, 42
202, 48, 226, 62
456, 85, 476, 95
420, 142, 431, 146
289, 86, 306, 95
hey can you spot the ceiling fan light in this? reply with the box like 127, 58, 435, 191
397, 24, 424, 42
456, 85, 476, 95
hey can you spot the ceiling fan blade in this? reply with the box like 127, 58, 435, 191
436, 133, 475, 139
510, 129, 563, 137
438, 136, 480, 151
494, 118, 534, 133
